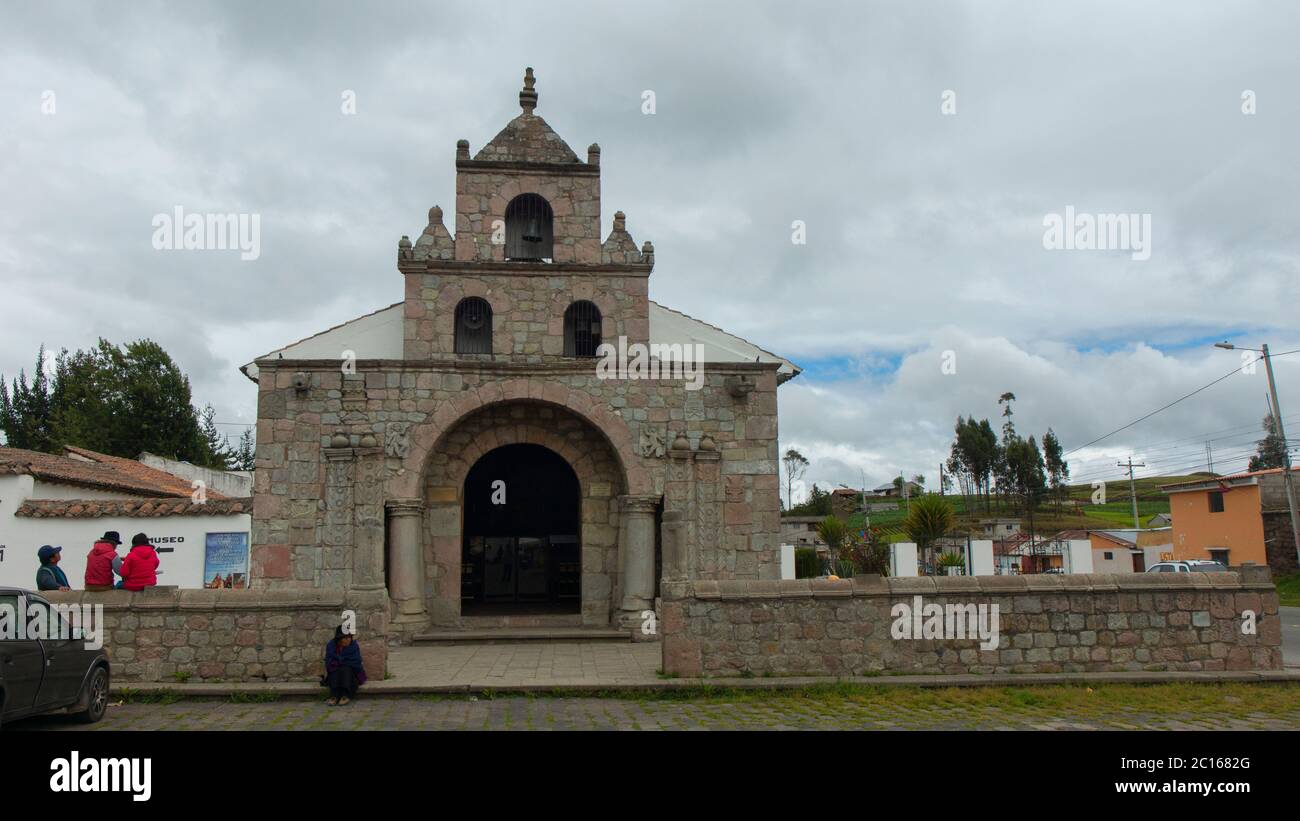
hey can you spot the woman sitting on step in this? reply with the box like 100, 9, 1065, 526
322, 625, 367, 706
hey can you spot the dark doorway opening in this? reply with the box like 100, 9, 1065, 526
461, 444, 580, 614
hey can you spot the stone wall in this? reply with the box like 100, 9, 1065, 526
453, 168, 603, 264
1261, 511, 1300, 576
400, 267, 649, 361
252, 361, 785, 619
42, 587, 389, 684
659, 568, 1283, 678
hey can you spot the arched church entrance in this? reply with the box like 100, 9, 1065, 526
461, 443, 581, 615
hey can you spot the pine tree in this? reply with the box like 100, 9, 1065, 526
233, 427, 256, 471
1042, 428, 1069, 513
199, 405, 233, 469
1248, 414, 1288, 471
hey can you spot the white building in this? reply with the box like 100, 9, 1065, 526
0, 446, 251, 590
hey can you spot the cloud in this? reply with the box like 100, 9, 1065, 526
1, 0, 1297, 480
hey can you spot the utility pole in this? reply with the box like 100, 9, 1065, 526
1205, 441, 1214, 474
1118, 457, 1145, 529
939, 462, 945, 496
1216, 341, 1300, 567
1260, 344, 1300, 566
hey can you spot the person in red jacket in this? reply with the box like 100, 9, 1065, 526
85, 531, 123, 592
119, 533, 160, 592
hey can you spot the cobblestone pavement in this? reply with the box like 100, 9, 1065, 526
14, 692, 1300, 731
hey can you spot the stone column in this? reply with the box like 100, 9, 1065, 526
385, 498, 427, 621
618, 494, 660, 630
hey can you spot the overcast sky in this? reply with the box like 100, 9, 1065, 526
2, 1, 1298, 500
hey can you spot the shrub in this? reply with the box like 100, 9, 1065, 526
816, 516, 848, 556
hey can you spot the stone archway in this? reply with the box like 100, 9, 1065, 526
406, 402, 633, 629
387, 378, 652, 500
383, 381, 660, 634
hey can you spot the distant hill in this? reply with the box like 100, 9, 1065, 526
831, 474, 1209, 538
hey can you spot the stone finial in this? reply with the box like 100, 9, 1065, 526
672, 433, 690, 451
698, 434, 717, 452
520, 67, 538, 113
428, 205, 444, 224
456, 139, 470, 159
641, 240, 655, 266
613, 211, 626, 232
587, 143, 601, 165
398, 235, 413, 260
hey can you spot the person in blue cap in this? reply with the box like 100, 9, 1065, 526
36, 545, 71, 591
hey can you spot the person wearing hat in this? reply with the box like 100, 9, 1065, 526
35, 545, 71, 591
118, 533, 160, 593
321, 624, 367, 706
85, 531, 124, 592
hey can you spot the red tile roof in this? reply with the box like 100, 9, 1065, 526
15, 497, 250, 519
0, 445, 226, 499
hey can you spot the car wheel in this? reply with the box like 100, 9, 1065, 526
75, 667, 110, 724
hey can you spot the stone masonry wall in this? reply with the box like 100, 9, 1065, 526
42, 587, 389, 684
401, 268, 649, 361
454, 169, 602, 264
660, 568, 1283, 678
1261, 511, 1300, 576
253, 362, 784, 597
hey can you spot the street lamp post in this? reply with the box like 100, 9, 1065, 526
1216, 341, 1300, 566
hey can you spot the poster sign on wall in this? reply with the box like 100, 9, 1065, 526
204, 532, 250, 589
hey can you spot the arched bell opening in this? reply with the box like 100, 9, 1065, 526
504, 193, 554, 261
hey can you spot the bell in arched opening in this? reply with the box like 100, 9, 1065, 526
505, 193, 554, 261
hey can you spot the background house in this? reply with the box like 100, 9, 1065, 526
980, 518, 1022, 538
0, 445, 251, 589
1055, 528, 1167, 573
1162, 467, 1300, 574
780, 515, 827, 550
871, 480, 923, 498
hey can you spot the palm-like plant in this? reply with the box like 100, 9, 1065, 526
815, 515, 848, 575
903, 494, 955, 571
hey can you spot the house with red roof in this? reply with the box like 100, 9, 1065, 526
0, 445, 251, 589
1161, 467, 1300, 575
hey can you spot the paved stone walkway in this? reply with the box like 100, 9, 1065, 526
386, 642, 663, 686
15, 694, 1300, 731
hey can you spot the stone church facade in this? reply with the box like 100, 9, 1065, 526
245, 69, 798, 641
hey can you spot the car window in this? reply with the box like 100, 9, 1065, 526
1177, 565, 1188, 572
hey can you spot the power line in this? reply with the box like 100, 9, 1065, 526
1063, 348, 1300, 458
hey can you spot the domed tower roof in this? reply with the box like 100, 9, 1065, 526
473, 68, 582, 164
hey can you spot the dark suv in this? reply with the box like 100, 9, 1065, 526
0, 587, 110, 729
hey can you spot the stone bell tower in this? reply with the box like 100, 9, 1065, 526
397, 67, 655, 362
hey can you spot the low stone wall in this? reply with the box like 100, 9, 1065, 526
42, 587, 389, 683
659, 568, 1283, 678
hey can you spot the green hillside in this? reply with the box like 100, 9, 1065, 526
811, 474, 1209, 538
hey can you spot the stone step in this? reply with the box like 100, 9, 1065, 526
412, 627, 632, 645
459, 614, 584, 629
